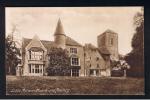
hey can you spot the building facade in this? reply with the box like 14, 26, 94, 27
17, 19, 118, 77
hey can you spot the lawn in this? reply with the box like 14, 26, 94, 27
6, 76, 144, 95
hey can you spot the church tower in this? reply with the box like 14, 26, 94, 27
54, 19, 66, 49
97, 29, 119, 60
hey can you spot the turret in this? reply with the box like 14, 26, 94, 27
54, 19, 66, 49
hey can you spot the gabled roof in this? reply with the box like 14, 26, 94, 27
22, 38, 55, 53
22, 36, 82, 53
25, 34, 47, 51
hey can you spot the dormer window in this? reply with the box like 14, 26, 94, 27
70, 48, 77, 54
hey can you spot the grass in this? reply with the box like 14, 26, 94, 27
6, 76, 144, 95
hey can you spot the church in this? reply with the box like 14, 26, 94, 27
17, 19, 119, 77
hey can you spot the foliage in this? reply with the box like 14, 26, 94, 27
111, 59, 130, 77
125, 8, 144, 77
111, 60, 130, 71
46, 47, 70, 76
5, 34, 21, 75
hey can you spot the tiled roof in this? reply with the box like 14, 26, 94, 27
22, 36, 82, 53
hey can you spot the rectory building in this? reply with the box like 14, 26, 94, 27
17, 19, 118, 77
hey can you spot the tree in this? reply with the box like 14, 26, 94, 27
111, 60, 130, 77
125, 8, 144, 77
46, 48, 71, 76
5, 34, 21, 75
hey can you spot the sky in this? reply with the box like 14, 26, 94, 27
5, 7, 142, 55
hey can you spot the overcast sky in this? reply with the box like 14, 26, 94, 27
6, 7, 142, 55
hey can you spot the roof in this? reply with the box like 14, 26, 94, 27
84, 43, 98, 51
22, 38, 52, 53
98, 29, 117, 37
84, 43, 110, 55
104, 29, 117, 34
54, 19, 65, 36
98, 47, 111, 55
66, 36, 82, 47
22, 36, 82, 53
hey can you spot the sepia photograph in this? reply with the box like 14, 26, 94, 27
5, 7, 144, 95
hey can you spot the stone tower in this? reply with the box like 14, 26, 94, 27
97, 29, 118, 60
54, 19, 66, 49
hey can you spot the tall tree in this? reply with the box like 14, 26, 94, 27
46, 48, 70, 76
5, 34, 21, 75
125, 8, 144, 77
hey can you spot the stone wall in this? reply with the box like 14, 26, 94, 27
84, 45, 106, 76
97, 31, 118, 60
66, 45, 85, 76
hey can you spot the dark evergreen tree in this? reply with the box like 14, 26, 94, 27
46, 47, 70, 76
125, 8, 144, 77
5, 35, 21, 75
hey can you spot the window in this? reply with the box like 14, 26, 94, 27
71, 57, 79, 66
90, 69, 94, 75
32, 66, 34, 73
110, 38, 113, 45
70, 48, 77, 54
89, 64, 91, 67
28, 64, 43, 74
102, 36, 105, 45
40, 66, 42, 73
29, 51, 31, 59
29, 64, 31, 73
35, 65, 39, 73
72, 69, 79, 76
29, 51, 43, 60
